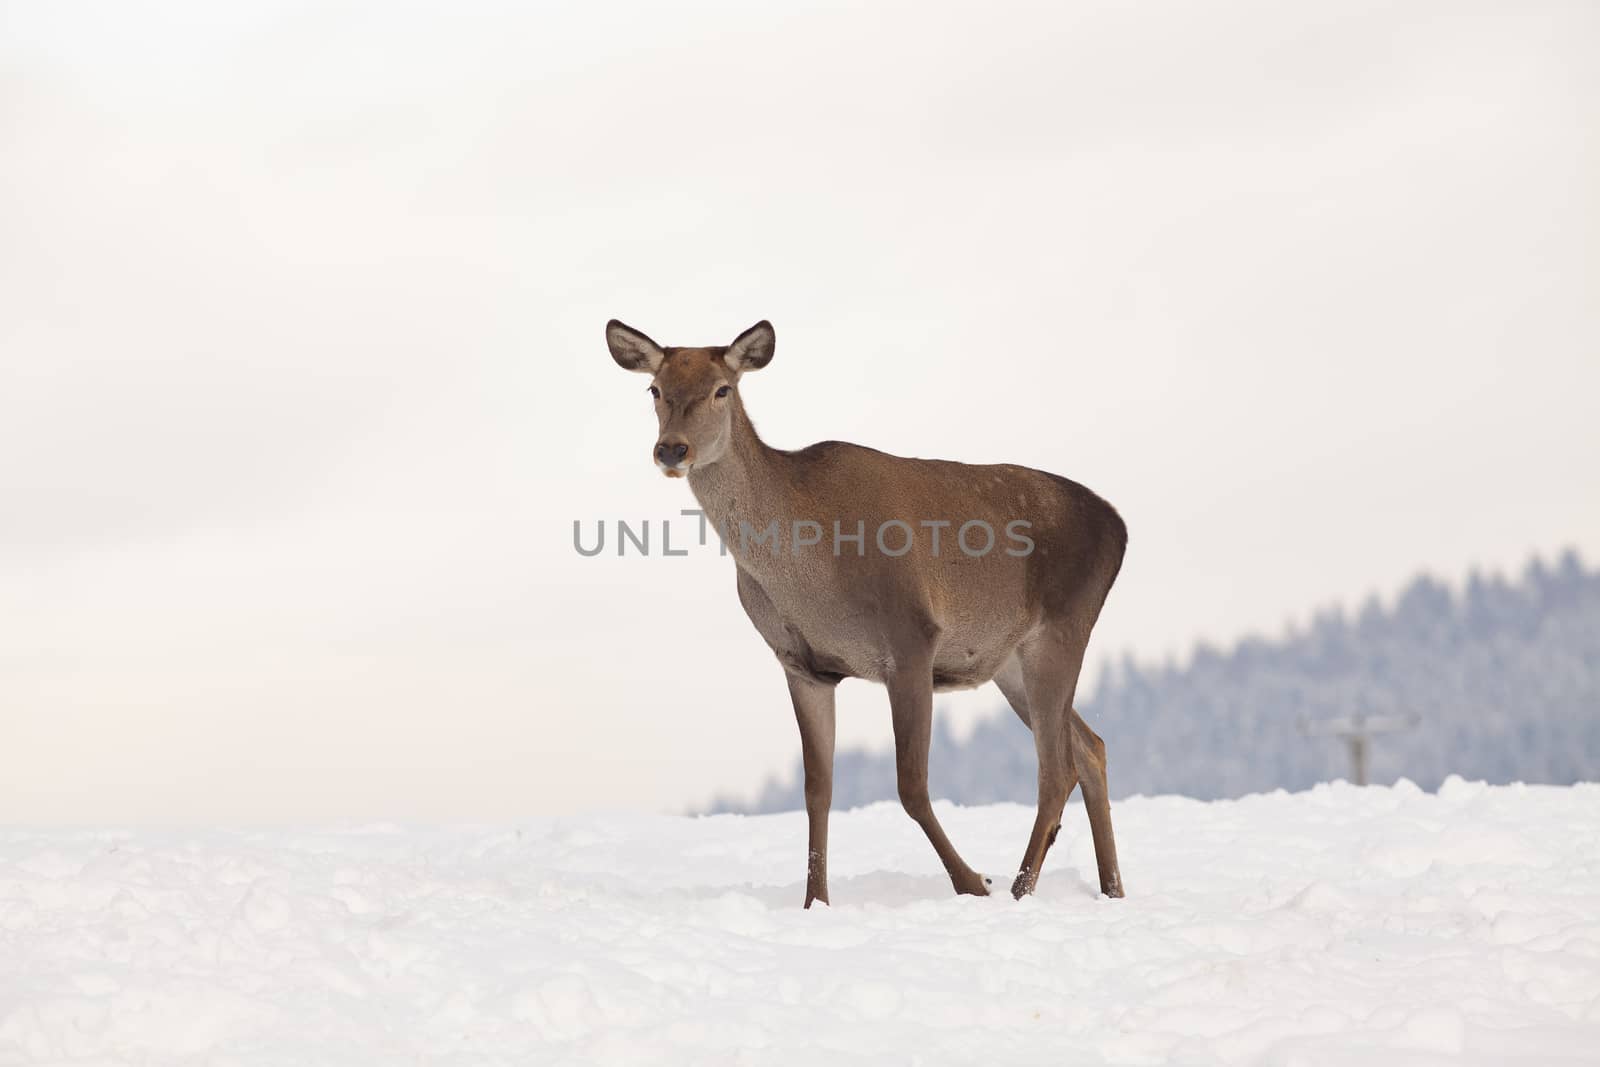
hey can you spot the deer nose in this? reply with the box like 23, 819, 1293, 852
655, 440, 690, 466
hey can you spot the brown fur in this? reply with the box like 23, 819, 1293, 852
607, 319, 1126, 906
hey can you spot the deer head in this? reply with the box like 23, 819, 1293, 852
606, 319, 775, 477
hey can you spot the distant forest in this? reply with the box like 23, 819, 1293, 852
712, 549, 1599, 813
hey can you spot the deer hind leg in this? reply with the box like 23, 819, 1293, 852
1009, 626, 1125, 898
994, 653, 1082, 798
886, 658, 991, 897
1069, 706, 1124, 898
1002, 641, 1125, 900
1009, 633, 1078, 898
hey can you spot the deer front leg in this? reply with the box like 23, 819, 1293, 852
786, 673, 836, 908
886, 660, 990, 898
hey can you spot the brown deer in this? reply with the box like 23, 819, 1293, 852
606, 319, 1127, 906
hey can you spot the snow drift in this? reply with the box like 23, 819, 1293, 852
3, 779, 1598, 1064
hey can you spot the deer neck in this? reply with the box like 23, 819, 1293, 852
687, 401, 789, 559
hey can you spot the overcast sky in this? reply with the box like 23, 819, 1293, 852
3, 0, 1597, 823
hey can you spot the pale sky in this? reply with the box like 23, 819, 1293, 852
3, 0, 1597, 822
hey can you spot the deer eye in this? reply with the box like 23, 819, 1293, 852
715, 385, 731, 398
648, 385, 660, 399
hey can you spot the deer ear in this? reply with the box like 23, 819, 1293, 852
724, 320, 775, 375
607, 320, 665, 374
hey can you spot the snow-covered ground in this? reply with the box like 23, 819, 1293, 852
3, 778, 1598, 1065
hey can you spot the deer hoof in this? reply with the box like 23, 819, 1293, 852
952, 870, 991, 897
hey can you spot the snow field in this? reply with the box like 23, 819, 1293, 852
3, 777, 1599, 1065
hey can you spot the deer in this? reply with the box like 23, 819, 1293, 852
606, 318, 1127, 907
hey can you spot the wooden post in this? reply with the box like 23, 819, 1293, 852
1298, 712, 1419, 786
